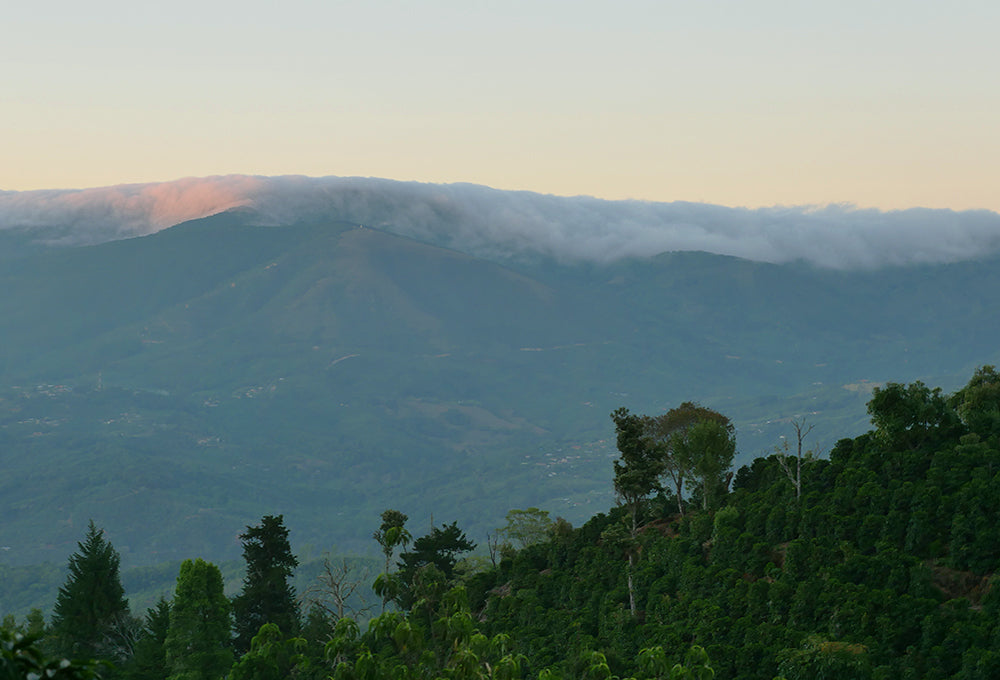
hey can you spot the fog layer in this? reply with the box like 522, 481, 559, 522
3, 175, 999, 269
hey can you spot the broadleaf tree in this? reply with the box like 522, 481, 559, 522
164, 558, 233, 680
643, 402, 731, 516
610, 407, 663, 617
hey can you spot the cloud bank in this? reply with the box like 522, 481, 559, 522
3, 175, 1000, 269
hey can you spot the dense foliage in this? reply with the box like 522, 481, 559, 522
232, 515, 300, 655
4, 367, 1000, 678
49, 521, 131, 663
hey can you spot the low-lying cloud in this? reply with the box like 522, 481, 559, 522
3, 175, 1000, 269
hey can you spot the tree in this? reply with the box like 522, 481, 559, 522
226, 623, 309, 680
232, 515, 300, 655
50, 520, 131, 662
301, 555, 372, 622
774, 418, 817, 501
398, 522, 476, 583
680, 419, 737, 510
868, 380, 959, 451
496, 507, 553, 551
643, 403, 731, 517
124, 598, 170, 680
611, 408, 663, 530
164, 558, 232, 680
372, 509, 411, 613
610, 407, 663, 617
950, 365, 1000, 443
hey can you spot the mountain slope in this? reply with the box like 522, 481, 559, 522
1, 209, 998, 567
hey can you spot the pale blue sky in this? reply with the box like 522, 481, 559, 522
4, 0, 998, 210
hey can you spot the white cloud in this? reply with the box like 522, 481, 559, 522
3, 175, 1000, 269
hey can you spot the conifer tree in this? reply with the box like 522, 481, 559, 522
124, 598, 170, 680
231, 515, 300, 655
164, 559, 232, 680
50, 520, 130, 661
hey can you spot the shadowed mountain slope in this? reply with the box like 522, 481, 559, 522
1, 208, 998, 567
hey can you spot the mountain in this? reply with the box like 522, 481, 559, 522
1, 200, 999, 569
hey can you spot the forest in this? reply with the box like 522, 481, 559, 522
4, 367, 1000, 679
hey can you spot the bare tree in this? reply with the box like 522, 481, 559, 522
775, 418, 818, 501
300, 555, 374, 622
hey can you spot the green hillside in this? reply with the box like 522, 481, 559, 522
5, 369, 1000, 679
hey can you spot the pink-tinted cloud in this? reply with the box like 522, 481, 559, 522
0, 175, 263, 244
4, 174, 1000, 269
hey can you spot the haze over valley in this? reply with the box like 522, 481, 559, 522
2, 176, 998, 572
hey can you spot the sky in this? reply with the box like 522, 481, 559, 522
4, 1, 999, 211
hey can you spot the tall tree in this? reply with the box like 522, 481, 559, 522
125, 598, 171, 680
372, 510, 410, 613
611, 407, 663, 530
610, 407, 662, 617
643, 402, 731, 516
680, 418, 737, 510
232, 515, 300, 655
164, 558, 232, 680
774, 418, 817, 501
50, 520, 131, 661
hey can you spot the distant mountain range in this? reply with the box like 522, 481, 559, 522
1, 178, 999, 568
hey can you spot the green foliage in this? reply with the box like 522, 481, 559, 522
49, 521, 131, 662
1, 628, 104, 680
226, 623, 309, 680
373, 510, 411, 571
164, 559, 232, 680
868, 380, 960, 452
678, 419, 736, 511
643, 403, 732, 517
611, 408, 664, 521
497, 508, 554, 551
232, 515, 300, 654
10, 368, 1000, 680
123, 598, 170, 680
399, 523, 476, 584
373, 510, 411, 613
776, 636, 870, 680
950, 365, 1000, 443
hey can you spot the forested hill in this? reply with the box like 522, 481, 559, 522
4, 369, 999, 680
2, 208, 1000, 566
458, 368, 1000, 679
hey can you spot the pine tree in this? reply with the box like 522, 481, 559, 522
50, 520, 130, 661
231, 515, 300, 655
164, 559, 232, 680
124, 598, 170, 680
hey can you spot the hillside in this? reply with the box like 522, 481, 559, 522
6, 370, 999, 680
1, 208, 999, 567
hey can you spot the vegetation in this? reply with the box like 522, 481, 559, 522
49, 521, 131, 663
231, 515, 299, 655
164, 558, 233, 680
4, 367, 1000, 678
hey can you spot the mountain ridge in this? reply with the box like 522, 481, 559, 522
1, 207, 997, 567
